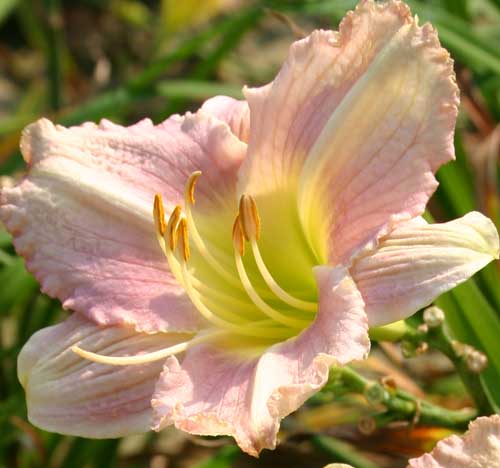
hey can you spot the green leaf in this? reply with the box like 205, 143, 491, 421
0, 257, 38, 314
435, 136, 476, 218
155, 80, 243, 100
0, 0, 18, 26
311, 435, 378, 468
406, 2, 500, 75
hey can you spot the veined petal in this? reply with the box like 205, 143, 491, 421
351, 212, 500, 326
408, 415, 500, 467
151, 268, 369, 456
1, 111, 246, 332
238, 0, 458, 264
201, 96, 250, 144
18, 313, 191, 438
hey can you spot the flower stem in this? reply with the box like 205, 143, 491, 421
403, 323, 493, 415
328, 366, 478, 431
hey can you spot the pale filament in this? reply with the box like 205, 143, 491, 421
154, 195, 261, 317
238, 194, 317, 313
180, 261, 295, 339
154, 185, 314, 340
171, 211, 293, 339
233, 216, 310, 329
234, 252, 310, 329
71, 331, 225, 366
250, 240, 317, 313
183, 171, 242, 288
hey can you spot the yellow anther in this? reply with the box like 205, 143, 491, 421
186, 171, 202, 205
166, 205, 182, 251
182, 172, 244, 289
153, 193, 166, 236
239, 194, 260, 241
232, 215, 245, 257
178, 218, 190, 262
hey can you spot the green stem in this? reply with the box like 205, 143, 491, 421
404, 325, 492, 414
330, 366, 477, 431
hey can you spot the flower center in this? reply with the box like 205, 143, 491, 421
157, 172, 317, 333
72, 172, 319, 365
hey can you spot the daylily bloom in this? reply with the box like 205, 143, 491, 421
1, 0, 499, 457
408, 415, 500, 467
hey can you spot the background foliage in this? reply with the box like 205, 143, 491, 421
0, 0, 499, 467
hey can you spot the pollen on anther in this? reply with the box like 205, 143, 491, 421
186, 171, 202, 205
178, 218, 190, 261
232, 215, 245, 256
167, 205, 182, 251
239, 194, 261, 241
153, 194, 166, 235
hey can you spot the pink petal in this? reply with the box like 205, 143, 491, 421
351, 212, 500, 326
201, 96, 250, 143
18, 313, 191, 438
324, 465, 355, 468
1, 112, 246, 332
238, 0, 458, 264
151, 267, 369, 456
408, 415, 500, 467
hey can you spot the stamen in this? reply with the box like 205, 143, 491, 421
162, 208, 253, 317
232, 217, 310, 329
153, 194, 167, 235
232, 215, 245, 256
250, 239, 317, 313
183, 171, 242, 288
186, 170, 201, 204
161, 207, 187, 288
167, 205, 182, 251
178, 218, 190, 262
239, 194, 260, 241
177, 244, 293, 339
71, 331, 224, 366
239, 194, 317, 313
153, 194, 168, 254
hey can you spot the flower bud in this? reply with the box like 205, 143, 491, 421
358, 416, 376, 435
415, 341, 429, 355
465, 349, 488, 374
364, 383, 388, 405
423, 306, 445, 328
380, 376, 397, 390
451, 340, 468, 357
401, 340, 417, 358
417, 323, 429, 334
